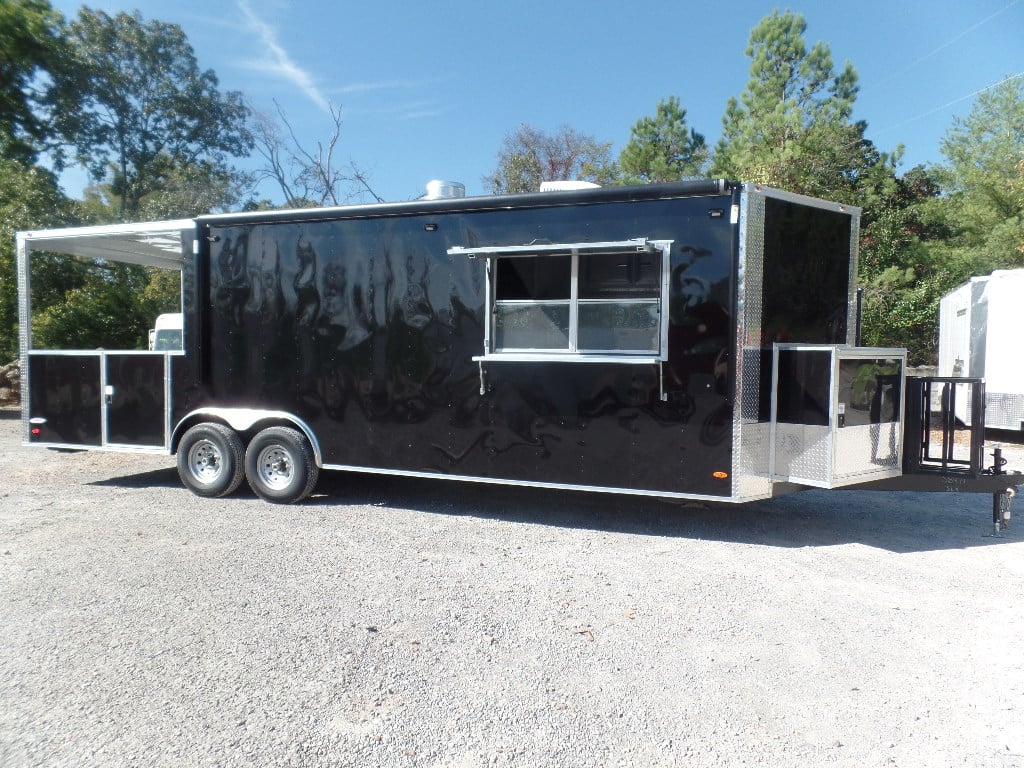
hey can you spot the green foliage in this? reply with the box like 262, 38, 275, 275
618, 96, 708, 183
135, 160, 249, 220
935, 76, 1024, 266
483, 123, 617, 194
0, 156, 70, 360
711, 10, 896, 205
46, 7, 252, 219
32, 261, 158, 350
857, 166, 957, 363
0, 7, 250, 358
0, 0, 64, 160
861, 77, 1024, 364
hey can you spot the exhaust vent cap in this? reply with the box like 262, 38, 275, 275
423, 180, 466, 200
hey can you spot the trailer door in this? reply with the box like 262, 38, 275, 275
28, 353, 103, 446
104, 353, 167, 448
28, 351, 169, 451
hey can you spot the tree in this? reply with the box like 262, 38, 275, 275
935, 75, 1024, 268
0, 0, 64, 160
1012, 158, 1024, 258
0, 157, 71, 360
251, 100, 381, 208
711, 10, 893, 203
46, 8, 252, 219
618, 96, 708, 183
860, 78, 1024, 364
857, 166, 952, 362
31, 260, 158, 350
484, 123, 617, 194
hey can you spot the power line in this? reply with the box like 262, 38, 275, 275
874, 0, 1021, 88
802, 71, 1023, 178
872, 71, 1024, 138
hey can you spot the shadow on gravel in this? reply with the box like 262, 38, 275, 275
306, 470, 1021, 555
0, 408, 21, 420
87, 461, 1022, 554
90, 467, 181, 489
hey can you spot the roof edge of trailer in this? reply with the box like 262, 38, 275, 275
195, 179, 738, 227
742, 183, 862, 216
942, 267, 1024, 298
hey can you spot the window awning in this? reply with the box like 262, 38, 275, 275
447, 238, 656, 259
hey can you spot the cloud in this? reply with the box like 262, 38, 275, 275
325, 76, 454, 117
235, 0, 330, 112
330, 80, 423, 96
341, 99, 448, 121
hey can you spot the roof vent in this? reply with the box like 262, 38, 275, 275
539, 180, 601, 192
422, 180, 466, 200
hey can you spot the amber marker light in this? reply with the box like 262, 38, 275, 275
712, 471, 728, 479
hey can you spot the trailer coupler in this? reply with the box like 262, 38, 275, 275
991, 488, 1015, 536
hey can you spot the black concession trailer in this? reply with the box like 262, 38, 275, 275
16, 180, 1020, 526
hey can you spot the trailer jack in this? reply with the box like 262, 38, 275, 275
991, 488, 1014, 537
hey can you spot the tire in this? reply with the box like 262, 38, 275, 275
244, 426, 319, 504
177, 423, 245, 498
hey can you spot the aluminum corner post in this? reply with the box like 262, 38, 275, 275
15, 231, 31, 445
730, 187, 772, 502
847, 208, 861, 346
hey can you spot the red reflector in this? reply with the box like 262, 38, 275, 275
31, 428, 41, 435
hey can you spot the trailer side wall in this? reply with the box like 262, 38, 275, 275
179, 194, 739, 497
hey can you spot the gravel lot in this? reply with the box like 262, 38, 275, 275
2, 405, 1023, 768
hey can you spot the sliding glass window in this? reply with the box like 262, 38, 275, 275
493, 248, 663, 355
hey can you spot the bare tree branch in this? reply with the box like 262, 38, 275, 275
249, 100, 377, 208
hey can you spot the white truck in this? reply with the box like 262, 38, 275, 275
148, 312, 183, 352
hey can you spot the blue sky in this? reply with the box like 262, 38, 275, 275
48, 0, 1024, 205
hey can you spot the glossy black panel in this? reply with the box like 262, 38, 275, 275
496, 256, 571, 300
775, 349, 832, 426
580, 252, 660, 299
106, 354, 166, 446
28, 354, 101, 445
757, 197, 854, 421
762, 197, 851, 345
199, 194, 736, 496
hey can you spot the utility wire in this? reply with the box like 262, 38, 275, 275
874, 0, 1021, 88
872, 71, 1024, 138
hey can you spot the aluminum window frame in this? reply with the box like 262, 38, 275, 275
449, 238, 672, 362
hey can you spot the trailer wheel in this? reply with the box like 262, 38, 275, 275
177, 423, 245, 497
244, 426, 319, 504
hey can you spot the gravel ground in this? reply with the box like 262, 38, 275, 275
1, 406, 1023, 768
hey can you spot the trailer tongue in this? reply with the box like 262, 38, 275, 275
16, 181, 1021, 520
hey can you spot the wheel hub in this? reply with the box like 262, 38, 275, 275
189, 440, 222, 482
258, 446, 293, 490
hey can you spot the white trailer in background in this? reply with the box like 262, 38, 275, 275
939, 268, 1024, 431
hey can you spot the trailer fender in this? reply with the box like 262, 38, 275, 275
171, 409, 323, 467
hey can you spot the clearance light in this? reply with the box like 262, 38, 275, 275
31, 428, 41, 435
712, 471, 728, 479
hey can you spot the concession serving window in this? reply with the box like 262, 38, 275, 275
449, 238, 672, 363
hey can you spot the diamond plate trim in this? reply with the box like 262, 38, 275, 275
16, 232, 30, 443
731, 191, 772, 501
